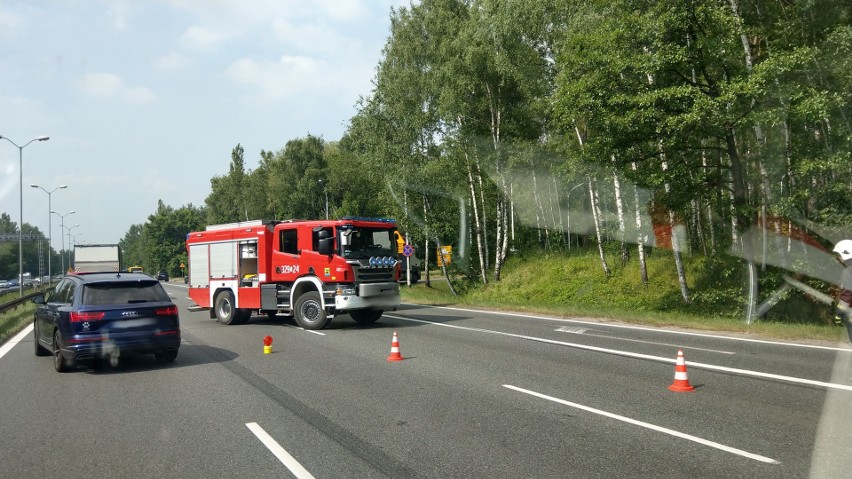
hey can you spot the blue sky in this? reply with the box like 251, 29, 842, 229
0, 0, 406, 249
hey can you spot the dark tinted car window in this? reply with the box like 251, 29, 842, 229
50, 280, 73, 304
82, 282, 169, 306
45, 281, 64, 303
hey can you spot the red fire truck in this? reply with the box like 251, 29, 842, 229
186, 217, 401, 329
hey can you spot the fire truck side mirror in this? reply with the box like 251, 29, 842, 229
316, 229, 333, 256
318, 237, 333, 256
341, 229, 352, 247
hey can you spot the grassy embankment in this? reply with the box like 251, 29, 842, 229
2, 251, 847, 345
400, 250, 848, 343
0, 299, 35, 345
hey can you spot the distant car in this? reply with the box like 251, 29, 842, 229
156, 270, 169, 282
32, 272, 181, 372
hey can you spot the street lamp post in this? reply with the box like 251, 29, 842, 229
52, 210, 75, 274
31, 184, 67, 286
69, 233, 83, 262
65, 224, 80, 272
319, 179, 329, 219
0, 134, 50, 295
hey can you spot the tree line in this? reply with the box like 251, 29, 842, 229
7, 1, 850, 320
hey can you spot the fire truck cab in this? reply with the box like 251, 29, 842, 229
186, 218, 401, 330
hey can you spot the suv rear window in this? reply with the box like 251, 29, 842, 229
82, 282, 170, 306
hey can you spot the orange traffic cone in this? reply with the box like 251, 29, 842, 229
668, 349, 695, 392
387, 331, 404, 362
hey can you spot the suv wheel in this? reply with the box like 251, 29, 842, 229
53, 330, 71, 373
155, 350, 178, 363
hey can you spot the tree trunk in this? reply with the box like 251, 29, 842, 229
475, 156, 490, 270
726, 129, 758, 323
467, 158, 488, 284
633, 183, 649, 285
494, 197, 508, 282
670, 208, 691, 303
660, 155, 690, 303
613, 167, 629, 265
423, 199, 431, 288
532, 168, 543, 245
589, 177, 611, 277
441, 261, 458, 297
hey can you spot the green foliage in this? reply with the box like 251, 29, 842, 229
461, 249, 834, 327
206, 144, 250, 224
99, 0, 851, 329
144, 201, 207, 275
119, 202, 205, 275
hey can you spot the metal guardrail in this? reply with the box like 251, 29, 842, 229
0, 289, 46, 315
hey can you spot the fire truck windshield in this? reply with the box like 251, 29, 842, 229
340, 227, 396, 259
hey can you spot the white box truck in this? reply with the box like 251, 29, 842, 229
74, 244, 122, 273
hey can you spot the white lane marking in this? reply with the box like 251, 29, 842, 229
387, 314, 852, 392
284, 324, 326, 336
0, 323, 34, 360
504, 385, 780, 464
555, 326, 735, 355
556, 327, 588, 334
426, 305, 852, 352
246, 422, 317, 479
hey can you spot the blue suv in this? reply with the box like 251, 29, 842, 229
33, 272, 181, 372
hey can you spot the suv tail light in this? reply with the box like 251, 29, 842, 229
70, 311, 105, 322
155, 305, 178, 316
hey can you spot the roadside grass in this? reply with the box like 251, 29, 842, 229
3, 251, 846, 346
401, 251, 849, 344
0, 302, 35, 345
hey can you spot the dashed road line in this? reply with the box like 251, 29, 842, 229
555, 326, 735, 355
388, 314, 852, 391
504, 384, 780, 464
427, 305, 852, 352
246, 422, 317, 479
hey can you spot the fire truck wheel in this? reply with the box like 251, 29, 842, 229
349, 309, 383, 324
215, 291, 238, 325
294, 291, 330, 330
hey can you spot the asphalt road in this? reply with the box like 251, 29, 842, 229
3, 282, 852, 478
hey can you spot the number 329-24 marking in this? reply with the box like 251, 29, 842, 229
276, 265, 300, 274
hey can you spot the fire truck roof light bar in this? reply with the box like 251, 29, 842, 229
340, 216, 396, 223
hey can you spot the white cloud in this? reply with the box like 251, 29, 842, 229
78, 73, 156, 104
226, 55, 328, 102
180, 25, 232, 50
0, 7, 23, 35
156, 52, 189, 71
0, 95, 60, 132
0, 162, 16, 207
271, 19, 353, 55
108, 2, 129, 31
312, 0, 371, 21
3, 0, 408, 244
